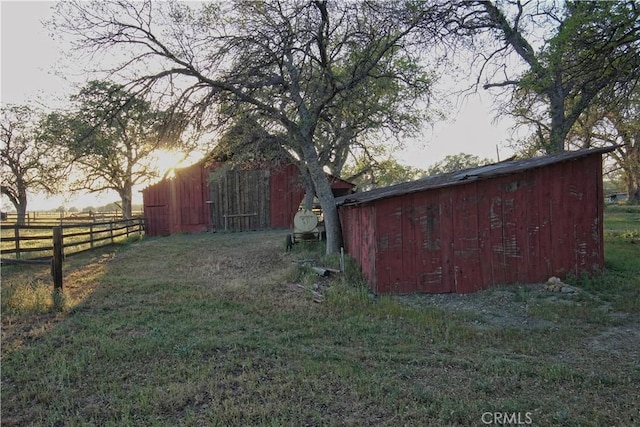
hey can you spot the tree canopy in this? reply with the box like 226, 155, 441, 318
566, 87, 640, 203
343, 154, 427, 192
41, 80, 189, 218
1, 105, 69, 224
425, 152, 492, 176
459, 0, 640, 153
52, 0, 448, 253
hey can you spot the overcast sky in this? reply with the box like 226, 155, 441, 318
1, 1, 516, 211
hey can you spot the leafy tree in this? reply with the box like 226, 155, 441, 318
342, 151, 492, 192
0, 105, 69, 224
459, 0, 640, 153
426, 152, 492, 175
52, 0, 447, 254
567, 91, 640, 204
343, 155, 427, 191
604, 112, 640, 205
42, 81, 188, 218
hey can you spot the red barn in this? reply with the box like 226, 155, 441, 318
143, 161, 354, 236
336, 147, 615, 294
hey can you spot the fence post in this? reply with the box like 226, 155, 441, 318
90, 223, 94, 249
14, 225, 21, 260
110, 220, 114, 244
52, 226, 63, 290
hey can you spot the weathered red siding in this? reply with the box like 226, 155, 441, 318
143, 162, 211, 236
269, 163, 306, 229
339, 204, 377, 289
144, 161, 354, 236
338, 150, 608, 294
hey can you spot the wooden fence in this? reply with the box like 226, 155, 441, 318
1, 217, 144, 290
2, 211, 144, 226
1, 217, 145, 262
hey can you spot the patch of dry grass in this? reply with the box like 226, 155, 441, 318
1, 222, 639, 426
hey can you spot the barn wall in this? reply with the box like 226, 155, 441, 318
210, 169, 271, 231
143, 162, 211, 236
145, 160, 354, 236
171, 162, 210, 234
339, 204, 377, 291
340, 154, 605, 294
143, 182, 171, 236
270, 163, 306, 229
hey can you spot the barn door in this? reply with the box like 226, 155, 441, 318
210, 169, 271, 231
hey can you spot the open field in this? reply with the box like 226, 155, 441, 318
1, 208, 639, 426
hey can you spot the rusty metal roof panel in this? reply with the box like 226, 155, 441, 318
336, 146, 616, 207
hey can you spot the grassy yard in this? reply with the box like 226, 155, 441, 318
1, 207, 638, 426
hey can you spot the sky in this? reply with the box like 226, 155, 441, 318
1, 1, 516, 212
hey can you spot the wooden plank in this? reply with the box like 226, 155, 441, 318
269, 167, 283, 227
400, 194, 417, 293
52, 226, 63, 290
364, 205, 377, 290
522, 170, 543, 283
438, 188, 455, 293
567, 158, 588, 276
499, 176, 520, 285
415, 190, 447, 293
486, 178, 506, 287
592, 154, 606, 271
14, 225, 20, 259
476, 181, 494, 289
568, 155, 603, 276
243, 170, 250, 230
536, 161, 554, 279
264, 170, 271, 229
452, 183, 481, 293
549, 161, 569, 277
503, 174, 530, 285
375, 197, 403, 294
210, 173, 219, 231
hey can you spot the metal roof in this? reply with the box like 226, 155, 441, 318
336, 146, 617, 207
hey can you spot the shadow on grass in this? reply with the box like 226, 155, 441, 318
2, 229, 639, 426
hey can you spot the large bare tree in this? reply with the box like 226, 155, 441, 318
52, 0, 445, 253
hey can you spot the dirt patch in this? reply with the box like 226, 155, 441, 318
395, 284, 558, 329
586, 319, 640, 362
173, 232, 289, 286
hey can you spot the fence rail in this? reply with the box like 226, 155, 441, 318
1, 217, 145, 263
1, 211, 144, 226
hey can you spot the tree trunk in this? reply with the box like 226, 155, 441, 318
300, 166, 316, 211
298, 135, 343, 254
120, 184, 133, 219
312, 166, 343, 254
626, 174, 640, 204
16, 188, 27, 226
548, 89, 568, 154
624, 148, 640, 204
